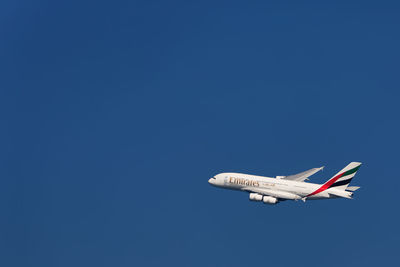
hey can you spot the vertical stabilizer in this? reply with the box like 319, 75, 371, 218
325, 162, 362, 191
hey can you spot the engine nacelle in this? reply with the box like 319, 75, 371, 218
249, 193, 263, 201
262, 196, 278, 204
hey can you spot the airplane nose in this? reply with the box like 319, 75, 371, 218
208, 178, 216, 184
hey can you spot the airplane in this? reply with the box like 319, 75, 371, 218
208, 162, 362, 204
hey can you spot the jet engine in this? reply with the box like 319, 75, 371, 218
249, 193, 263, 201
262, 196, 278, 204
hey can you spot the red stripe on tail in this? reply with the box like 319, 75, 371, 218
306, 172, 345, 197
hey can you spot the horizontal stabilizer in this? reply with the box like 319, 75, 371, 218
346, 186, 360, 191
328, 190, 353, 199
283, 166, 324, 182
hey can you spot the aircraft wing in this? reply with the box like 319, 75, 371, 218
280, 166, 324, 182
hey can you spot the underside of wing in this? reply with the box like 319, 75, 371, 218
242, 187, 301, 200
279, 166, 324, 182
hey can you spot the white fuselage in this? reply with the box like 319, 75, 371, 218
208, 172, 352, 201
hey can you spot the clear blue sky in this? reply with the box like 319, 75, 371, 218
2, 1, 400, 266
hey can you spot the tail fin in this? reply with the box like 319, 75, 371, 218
324, 162, 362, 191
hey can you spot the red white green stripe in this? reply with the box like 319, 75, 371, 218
306, 165, 361, 197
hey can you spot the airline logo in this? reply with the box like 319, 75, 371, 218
306, 165, 360, 197
228, 177, 259, 187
